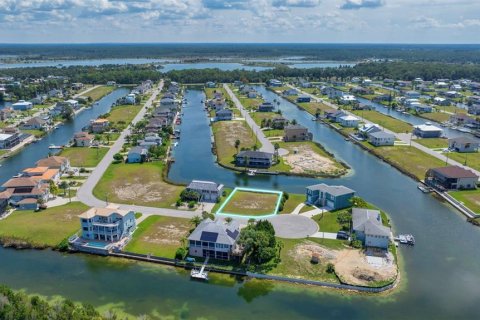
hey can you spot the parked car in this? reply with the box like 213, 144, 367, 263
337, 231, 349, 240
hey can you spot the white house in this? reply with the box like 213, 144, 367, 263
12, 100, 33, 111
368, 131, 395, 146
79, 205, 136, 242
338, 115, 359, 128
339, 95, 357, 104
352, 208, 390, 249
186, 180, 224, 202
125, 94, 136, 104
413, 123, 443, 138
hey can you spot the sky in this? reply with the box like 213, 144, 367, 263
0, 0, 478, 43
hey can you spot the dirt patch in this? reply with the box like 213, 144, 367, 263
114, 180, 178, 205
221, 121, 252, 147
222, 191, 279, 216
334, 249, 397, 286
295, 243, 337, 262
283, 144, 338, 174
143, 222, 189, 246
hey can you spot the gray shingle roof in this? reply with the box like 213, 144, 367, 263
188, 219, 240, 245
352, 208, 390, 237
236, 150, 273, 159
187, 180, 222, 192
369, 131, 395, 139
306, 183, 355, 197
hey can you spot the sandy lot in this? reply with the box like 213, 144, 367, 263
283, 144, 339, 174
114, 181, 179, 205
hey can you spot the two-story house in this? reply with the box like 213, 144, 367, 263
235, 150, 273, 168
283, 124, 313, 142
305, 183, 355, 210
186, 180, 224, 202
352, 208, 391, 250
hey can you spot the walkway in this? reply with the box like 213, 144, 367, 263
309, 232, 338, 240
223, 84, 288, 156
290, 85, 480, 176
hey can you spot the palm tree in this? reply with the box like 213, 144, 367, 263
190, 215, 202, 227
274, 143, 280, 162
235, 139, 241, 155
291, 119, 297, 125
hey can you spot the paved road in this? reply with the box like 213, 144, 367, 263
224, 84, 288, 156
290, 85, 480, 177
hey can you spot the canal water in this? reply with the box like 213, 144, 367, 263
0, 87, 480, 319
0, 88, 130, 184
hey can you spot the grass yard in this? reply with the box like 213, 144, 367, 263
93, 161, 183, 208
449, 189, 480, 213
239, 97, 262, 111
415, 138, 448, 149
312, 210, 344, 233
21, 129, 46, 138
220, 190, 281, 216
417, 112, 451, 123
251, 111, 281, 126
268, 238, 344, 283
448, 152, 480, 172
0, 202, 88, 247
351, 110, 412, 133
107, 104, 142, 124
59, 147, 109, 167
280, 193, 306, 214
205, 87, 229, 100
372, 146, 445, 180
124, 215, 191, 258
84, 86, 115, 101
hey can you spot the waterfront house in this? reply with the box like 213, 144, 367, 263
413, 123, 443, 138
188, 219, 241, 260
247, 91, 258, 99
283, 89, 298, 96
12, 100, 33, 111
283, 124, 313, 142
22, 167, 60, 184
36, 156, 70, 173
450, 113, 475, 126
305, 183, 355, 210
215, 109, 233, 121
258, 102, 275, 112
20, 117, 47, 130
414, 104, 433, 113
91, 118, 110, 133
272, 116, 288, 129
79, 205, 136, 242
236, 150, 273, 168
125, 93, 136, 105
205, 81, 216, 88
425, 166, 478, 190
0, 177, 50, 205
146, 117, 169, 132
368, 131, 395, 146
74, 132, 94, 147
352, 208, 390, 250
448, 137, 479, 153
17, 198, 39, 211
138, 133, 162, 147
160, 97, 176, 107
186, 180, 224, 202
325, 110, 346, 122
208, 98, 227, 111
339, 95, 357, 105
0, 191, 10, 214
433, 97, 451, 106
358, 123, 382, 139
127, 146, 148, 163
296, 95, 311, 103
0, 132, 20, 149
0, 108, 15, 121
467, 104, 480, 116
107, 81, 116, 86
405, 91, 420, 99
267, 79, 282, 87
338, 115, 359, 128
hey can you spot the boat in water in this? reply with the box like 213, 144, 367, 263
247, 169, 257, 176
48, 144, 64, 149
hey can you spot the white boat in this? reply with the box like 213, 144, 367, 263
173, 142, 178, 147
48, 144, 63, 149
417, 184, 432, 193
190, 269, 208, 281
247, 169, 257, 176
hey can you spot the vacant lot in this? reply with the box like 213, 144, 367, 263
0, 202, 88, 247
415, 138, 448, 149
93, 161, 183, 208
449, 189, 480, 213
212, 120, 258, 165
312, 211, 344, 233
352, 110, 413, 133
220, 190, 280, 216
60, 147, 109, 167
418, 112, 450, 123
280, 141, 347, 176
84, 86, 115, 101
107, 104, 142, 123
448, 152, 480, 172
372, 146, 445, 180
125, 215, 191, 258
280, 193, 306, 214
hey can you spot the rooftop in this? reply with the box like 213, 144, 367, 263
430, 166, 478, 179
306, 183, 355, 196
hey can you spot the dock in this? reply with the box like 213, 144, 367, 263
394, 234, 415, 245
191, 256, 209, 281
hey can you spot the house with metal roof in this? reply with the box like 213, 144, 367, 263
425, 165, 478, 190
186, 180, 224, 202
306, 183, 355, 210
413, 123, 443, 138
188, 219, 241, 260
448, 137, 479, 153
368, 131, 395, 146
352, 208, 391, 249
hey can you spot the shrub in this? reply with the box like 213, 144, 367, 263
326, 263, 335, 273
56, 238, 69, 252
175, 247, 187, 260
175, 199, 182, 207
188, 201, 196, 209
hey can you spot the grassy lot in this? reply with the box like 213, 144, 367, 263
372, 146, 445, 180
220, 190, 281, 216
107, 104, 142, 123
205, 87, 229, 100
281, 193, 306, 214
282, 95, 335, 115
251, 111, 282, 126
0, 202, 88, 247
312, 210, 344, 233
269, 238, 344, 283
59, 147, 109, 167
417, 112, 451, 123
438, 105, 467, 114
352, 110, 412, 133
449, 189, 480, 213
21, 129, 46, 138
448, 152, 480, 172
415, 138, 448, 149
93, 161, 183, 208
84, 86, 115, 101
263, 129, 284, 137
239, 97, 263, 111
124, 215, 191, 258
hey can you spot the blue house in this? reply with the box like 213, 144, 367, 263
306, 183, 355, 210
296, 95, 311, 103
258, 102, 275, 112
127, 146, 148, 163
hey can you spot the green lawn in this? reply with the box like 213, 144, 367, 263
351, 110, 412, 133
449, 189, 480, 213
418, 112, 451, 123
59, 147, 109, 167
448, 152, 480, 172
21, 129, 46, 138
93, 161, 183, 208
124, 215, 191, 258
312, 211, 344, 233
107, 104, 142, 123
251, 111, 281, 126
0, 202, 88, 248
220, 190, 281, 216
84, 86, 115, 101
415, 138, 448, 149
280, 193, 306, 214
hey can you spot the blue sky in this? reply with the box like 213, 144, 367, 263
0, 0, 478, 43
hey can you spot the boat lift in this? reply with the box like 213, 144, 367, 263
190, 256, 210, 281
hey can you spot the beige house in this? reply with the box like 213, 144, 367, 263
283, 124, 313, 142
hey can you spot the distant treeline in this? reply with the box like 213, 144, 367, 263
165, 62, 480, 83
0, 65, 162, 84
1, 43, 480, 63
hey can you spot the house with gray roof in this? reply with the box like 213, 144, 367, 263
215, 108, 233, 121
188, 219, 242, 260
352, 208, 391, 249
448, 137, 479, 153
186, 180, 224, 202
368, 131, 395, 146
236, 150, 273, 168
127, 146, 148, 163
306, 183, 355, 210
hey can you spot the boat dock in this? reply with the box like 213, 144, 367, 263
394, 234, 415, 245
191, 256, 209, 281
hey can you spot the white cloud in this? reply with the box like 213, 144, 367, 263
340, 0, 384, 10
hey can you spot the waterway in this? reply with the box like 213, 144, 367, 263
1, 87, 480, 318
0, 88, 130, 184
0, 58, 171, 69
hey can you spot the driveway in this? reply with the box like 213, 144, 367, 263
268, 214, 319, 239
